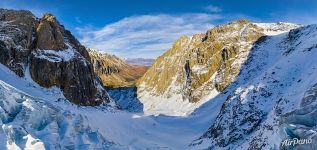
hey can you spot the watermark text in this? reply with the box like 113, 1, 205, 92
281, 138, 312, 147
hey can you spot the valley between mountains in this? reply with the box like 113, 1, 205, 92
1, 8, 317, 150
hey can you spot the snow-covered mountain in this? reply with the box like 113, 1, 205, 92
193, 24, 317, 150
1, 8, 317, 150
136, 20, 300, 116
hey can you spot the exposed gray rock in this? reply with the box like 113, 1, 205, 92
0, 9, 37, 76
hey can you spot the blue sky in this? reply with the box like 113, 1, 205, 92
1, 0, 316, 58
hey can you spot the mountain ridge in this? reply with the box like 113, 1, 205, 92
88, 48, 148, 88
136, 20, 300, 116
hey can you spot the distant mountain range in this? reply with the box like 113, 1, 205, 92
125, 58, 155, 66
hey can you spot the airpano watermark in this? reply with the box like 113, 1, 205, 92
281, 138, 312, 147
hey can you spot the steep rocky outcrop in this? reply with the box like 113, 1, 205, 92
88, 49, 148, 87
30, 14, 109, 105
0, 9, 110, 105
139, 20, 264, 101
0, 9, 37, 76
35, 14, 66, 50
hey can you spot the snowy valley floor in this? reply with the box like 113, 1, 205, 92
0, 63, 225, 149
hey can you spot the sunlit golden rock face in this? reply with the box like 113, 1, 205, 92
36, 14, 67, 50
137, 20, 265, 102
88, 49, 148, 88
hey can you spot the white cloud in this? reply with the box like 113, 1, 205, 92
203, 5, 222, 13
76, 13, 221, 58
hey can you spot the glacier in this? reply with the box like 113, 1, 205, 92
0, 62, 223, 149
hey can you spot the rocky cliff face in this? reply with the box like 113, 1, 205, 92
35, 14, 66, 50
88, 49, 148, 88
0, 9, 110, 106
0, 9, 36, 77
136, 20, 268, 115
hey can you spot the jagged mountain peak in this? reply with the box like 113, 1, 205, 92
36, 13, 67, 50
42, 13, 56, 20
